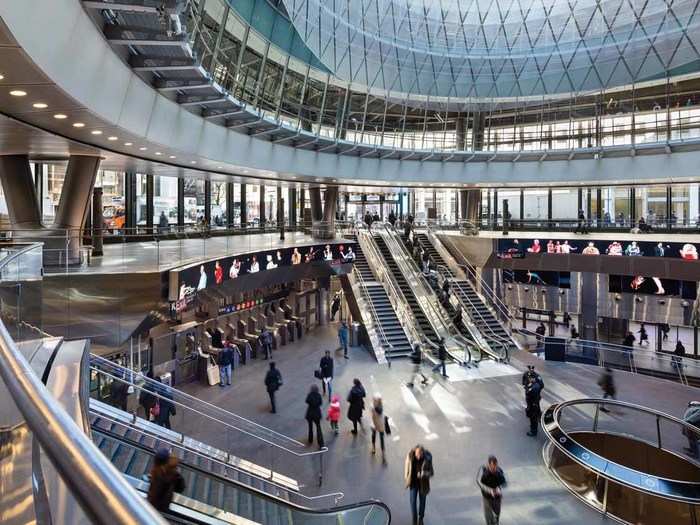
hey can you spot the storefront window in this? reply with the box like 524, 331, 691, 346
522, 189, 549, 221
246, 184, 260, 226
497, 190, 521, 222
210, 181, 227, 227
183, 178, 205, 225
635, 185, 666, 226
601, 187, 631, 225
95, 170, 125, 232
671, 184, 699, 227
43, 163, 67, 223
264, 186, 278, 224
153, 175, 178, 226
551, 188, 578, 220
136, 174, 148, 225
232, 183, 241, 226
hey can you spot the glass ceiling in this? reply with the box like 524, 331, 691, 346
282, 0, 700, 99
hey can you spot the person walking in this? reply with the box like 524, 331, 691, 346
109, 373, 129, 411
264, 362, 282, 414
330, 292, 341, 321
147, 448, 186, 513
327, 394, 341, 435
305, 384, 324, 448
431, 337, 448, 378
154, 382, 176, 430
682, 401, 700, 458
674, 340, 686, 370
218, 343, 234, 387
261, 327, 274, 359
477, 455, 507, 525
404, 445, 434, 525
370, 395, 387, 463
575, 208, 587, 234
660, 323, 670, 342
597, 367, 616, 413
138, 373, 158, 421
638, 324, 649, 347
407, 343, 428, 387
347, 378, 366, 434
521, 365, 544, 391
319, 350, 334, 400
338, 321, 349, 359
525, 375, 542, 437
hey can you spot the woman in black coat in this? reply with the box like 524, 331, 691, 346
347, 378, 366, 434
305, 384, 324, 447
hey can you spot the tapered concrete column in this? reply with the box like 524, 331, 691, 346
309, 187, 323, 222
53, 155, 100, 264
0, 155, 42, 229
310, 186, 338, 239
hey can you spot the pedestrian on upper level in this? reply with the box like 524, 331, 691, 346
477, 455, 507, 525
330, 292, 341, 321
154, 381, 176, 430
138, 371, 158, 421
305, 384, 324, 448
404, 444, 434, 525
623, 331, 636, 348
388, 210, 396, 227
574, 209, 587, 234
674, 340, 686, 370
264, 362, 282, 414
109, 372, 129, 412
338, 321, 349, 359
364, 211, 373, 231
637, 324, 649, 347
682, 401, 700, 458
148, 448, 186, 513
319, 350, 334, 400
347, 378, 366, 434
598, 367, 616, 413
371, 394, 388, 463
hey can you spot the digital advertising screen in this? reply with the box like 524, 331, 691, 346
497, 238, 700, 260
608, 275, 697, 299
170, 241, 357, 305
503, 269, 571, 288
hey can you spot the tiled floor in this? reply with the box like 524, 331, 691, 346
169, 323, 698, 525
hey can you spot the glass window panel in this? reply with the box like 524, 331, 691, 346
635, 185, 666, 226
497, 190, 521, 221
246, 184, 260, 226
523, 189, 549, 221
232, 183, 241, 226
183, 178, 205, 225
136, 174, 148, 225
96, 170, 125, 232
154, 175, 178, 225
44, 163, 67, 223
210, 182, 227, 228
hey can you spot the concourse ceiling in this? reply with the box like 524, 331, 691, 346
283, 0, 700, 99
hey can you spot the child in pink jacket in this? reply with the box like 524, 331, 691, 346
327, 395, 341, 435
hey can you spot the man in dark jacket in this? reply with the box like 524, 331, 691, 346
264, 362, 282, 414
525, 376, 542, 437
598, 367, 615, 413
148, 448, 185, 512
404, 445, 434, 525
155, 384, 176, 430
407, 343, 428, 387
305, 384, 324, 447
109, 373, 129, 411
431, 338, 448, 378
261, 328, 274, 359
347, 379, 366, 434
477, 455, 507, 525
319, 350, 334, 400
219, 343, 234, 387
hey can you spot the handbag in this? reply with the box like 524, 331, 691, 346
314, 369, 322, 380
150, 401, 161, 419
384, 416, 391, 435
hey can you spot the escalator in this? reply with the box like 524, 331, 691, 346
90, 412, 391, 524
346, 235, 413, 359
372, 234, 440, 345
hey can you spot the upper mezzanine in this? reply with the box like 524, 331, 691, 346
4, 0, 700, 187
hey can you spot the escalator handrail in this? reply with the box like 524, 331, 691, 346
542, 398, 700, 503
0, 242, 167, 525
93, 427, 392, 522
91, 408, 344, 505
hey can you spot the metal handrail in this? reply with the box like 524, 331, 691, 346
94, 426, 392, 522
379, 224, 475, 365
0, 243, 167, 524
543, 398, 700, 503
356, 227, 426, 354
91, 355, 327, 457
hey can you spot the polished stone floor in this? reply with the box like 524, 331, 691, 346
175, 323, 698, 525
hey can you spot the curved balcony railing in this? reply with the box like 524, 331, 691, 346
542, 399, 700, 524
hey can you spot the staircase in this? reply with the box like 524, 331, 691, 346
373, 235, 440, 345
350, 236, 413, 358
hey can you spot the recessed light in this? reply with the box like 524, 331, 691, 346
217, 166, 223, 169
123, 142, 132, 146
139, 147, 147, 151
9, 90, 26, 97
0, 74, 4, 81
155, 151, 162, 156
53, 113, 67, 119
169, 155, 176, 159
91, 130, 102, 135
72, 122, 85, 128
107, 136, 118, 141
32, 102, 48, 109
190, 161, 197, 164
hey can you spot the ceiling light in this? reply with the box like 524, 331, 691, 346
155, 151, 162, 156
53, 113, 67, 119
169, 155, 176, 159
9, 90, 26, 97
91, 130, 102, 135
72, 122, 85, 128
217, 166, 223, 169
190, 161, 197, 164
0, 74, 4, 81
107, 136, 118, 141
124, 142, 133, 146
139, 147, 147, 151
32, 102, 48, 109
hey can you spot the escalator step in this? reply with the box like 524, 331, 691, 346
180, 469, 197, 500
112, 447, 137, 473
127, 448, 152, 479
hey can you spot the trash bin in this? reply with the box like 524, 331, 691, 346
350, 322, 361, 347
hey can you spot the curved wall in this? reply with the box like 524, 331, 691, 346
2, 0, 700, 186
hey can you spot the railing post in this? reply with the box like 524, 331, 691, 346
656, 415, 662, 449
